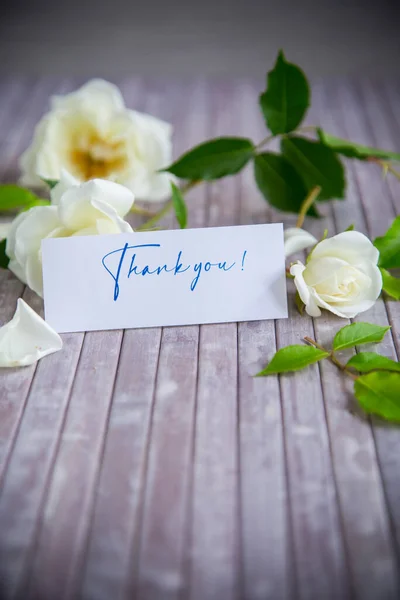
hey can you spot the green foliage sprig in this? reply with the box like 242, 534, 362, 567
159, 50, 400, 228
373, 216, 400, 300
257, 322, 400, 423
0, 50, 399, 233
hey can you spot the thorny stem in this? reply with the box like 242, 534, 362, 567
296, 185, 321, 228
304, 336, 358, 380
136, 180, 200, 231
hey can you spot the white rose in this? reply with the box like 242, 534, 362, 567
0, 299, 62, 367
6, 177, 134, 297
19, 79, 174, 202
284, 227, 318, 258
290, 231, 382, 318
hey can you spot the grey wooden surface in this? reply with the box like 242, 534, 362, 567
0, 77, 399, 600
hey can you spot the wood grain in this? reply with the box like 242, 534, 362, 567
0, 76, 399, 600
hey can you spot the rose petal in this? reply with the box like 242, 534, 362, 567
0, 298, 62, 367
58, 179, 134, 229
303, 256, 349, 287
314, 262, 382, 318
290, 261, 322, 317
124, 110, 174, 201
284, 228, 318, 258
8, 206, 60, 268
5, 210, 30, 260
311, 231, 379, 267
51, 169, 80, 205
50, 79, 125, 114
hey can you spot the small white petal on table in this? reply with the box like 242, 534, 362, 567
0, 298, 62, 367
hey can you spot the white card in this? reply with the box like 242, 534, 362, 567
42, 224, 288, 333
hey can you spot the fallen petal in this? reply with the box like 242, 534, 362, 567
284, 227, 318, 258
0, 298, 62, 367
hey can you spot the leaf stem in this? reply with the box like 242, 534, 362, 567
304, 336, 357, 380
296, 186, 321, 228
136, 180, 200, 231
130, 204, 157, 217
255, 134, 276, 151
369, 157, 400, 182
295, 125, 317, 135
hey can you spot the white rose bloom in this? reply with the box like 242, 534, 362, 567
19, 79, 174, 202
290, 231, 382, 318
284, 227, 318, 258
6, 178, 134, 297
0, 298, 62, 367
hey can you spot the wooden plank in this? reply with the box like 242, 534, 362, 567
263, 83, 351, 600
18, 80, 146, 600
0, 78, 70, 481
0, 85, 27, 470
74, 80, 161, 600
358, 78, 400, 356
313, 79, 400, 599
236, 80, 292, 600
131, 82, 207, 600
333, 79, 400, 576
186, 82, 240, 600
0, 78, 88, 599
79, 80, 207, 600
20, 329, 123, 600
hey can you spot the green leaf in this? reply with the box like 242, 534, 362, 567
256, 344, 328, 376
381, 268, 400, 300
254, 152, 318, 215
163, 137, 255, 180
0, 184, 37, 211
333, 322, 390, 351
354, 371, 400, 422
317, 129, 400, 162
22, 198, 51, 212
347, 352, 400, 373
259, 50, 310, 135
0, 238, 9, 269
345, 224, 355, 232
374, 216, 400, 269
170, 182, 187, 229
281, 136, 345, 201
41, 178, 59, 190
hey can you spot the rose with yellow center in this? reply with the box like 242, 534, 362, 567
19, 79, 174, 202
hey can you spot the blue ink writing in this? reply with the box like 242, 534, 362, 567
101, 243, 247, 301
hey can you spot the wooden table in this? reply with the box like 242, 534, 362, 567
0, 77, 399, 600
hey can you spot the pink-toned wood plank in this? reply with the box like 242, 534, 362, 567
187, 82, 241, 600
312, 79, 400, 599
78, 80, 206, 600
19, 330, 122, 600
0, 79, 72, 482
357, 78, 400, 356
236, 80, 292, 600
266, 83, 351, 600
131, 82, 208, 600
18, 80, 145, 600
332, 79, 400, 576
